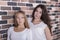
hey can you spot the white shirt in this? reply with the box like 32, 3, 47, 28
7, 27, 32, 40
28, 18, 47, 40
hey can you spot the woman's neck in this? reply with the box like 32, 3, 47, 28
32, 19, 42, 25
14, 25, 25, 32
34, 19, 41, 22
17, 25, 25, 29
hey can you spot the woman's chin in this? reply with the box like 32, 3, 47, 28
35, 17, 40, 19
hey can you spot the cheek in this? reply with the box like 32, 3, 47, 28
35, 12, 37, 15
38, 14, 41, 16
17, 19, 20, 24
16, 19, 19, 22
34, 12, 37, 16
38, 12, 42, 17
22, 19, 25, 23
34, 13, 41, 17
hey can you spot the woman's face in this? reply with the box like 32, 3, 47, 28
16, 13, 25, 25
34, 7, 42, 19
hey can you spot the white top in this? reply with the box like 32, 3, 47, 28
7, 27, 32, 40
28, 18, 47, 40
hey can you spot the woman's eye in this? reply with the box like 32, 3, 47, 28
22, 17, 24, 18
40, 12, 42, 13
36, 10, 38, 12
16, 17, 24, 18
16, 17, 19, 18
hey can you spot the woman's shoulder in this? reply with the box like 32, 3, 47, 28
25, 28, 30, 31
41, 21, 47, 26
25, 28, 32, 32
9, 27, 14, 29
25, 28, 32, 35
41, 21, 48, 29
8, 27, 14, 31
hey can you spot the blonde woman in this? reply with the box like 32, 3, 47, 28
7, 10, 32, 40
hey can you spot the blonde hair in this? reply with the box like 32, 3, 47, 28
13, 10, 29, 28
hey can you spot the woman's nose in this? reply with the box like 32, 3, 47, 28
19, 18, 21, 20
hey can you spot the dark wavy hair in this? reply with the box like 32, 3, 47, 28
32, 4, 52, 33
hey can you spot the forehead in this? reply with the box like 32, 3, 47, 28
16, 13, 24, 17
36, 7, 42, 11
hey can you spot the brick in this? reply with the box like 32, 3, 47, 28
0, 20, 7, 24
21, 0, 28, 2
1, 0, 10, 1
50, 16, 55, 20
51, 19, 56, 21
52, 13, 56, 15
0, 1, 7, 5
58, 0, 60, 2
55, 16, 58, 18
21, 6, 28, 10
7, 11, 15, 16
2, 34, 7, 38
50, 5, 55, 7
26, 15, 32, 18
46, 3, 51, 6
26, 3, 33, 7
54, 11, 59, 12
0, 30, 7, 34
51, 1, 56, 5
46, 5, 50, 8
33, 3, 41, 7
44, 0, 50, 2
2, 24, 12, 29
1, 6, 11, 10
28, 7, 34, 10
47, 7, 52, 10
51, 0, 58, 2
0, 11, 7, 15
29, 0, 35, 3
36, 1, 41, 3
57, 24, 60, 26
53, 32, 58, 35
56, 15, 60, 18
42, 1, 46, 3
57, 5, 60, 7
51, 7, 57, 11
50, 21, 56, 24
26, 15, 29, 18
18, 3, 26, 6
24, 10, 33, 15
12, 7, 20, 10
55, 21, 58, 23
53, 35, 58, 39
0, 17, 2, 20
12, 0, 20, 1
0, 26, 1, 29
2, 16, 13, 19
7, 2, 17, 6
55, 3, 60, 7
7, 19, 14, 24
